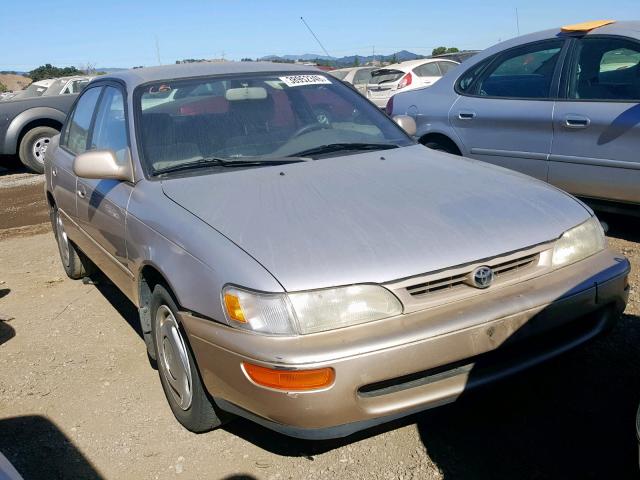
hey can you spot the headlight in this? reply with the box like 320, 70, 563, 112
552, 217, 605, 267
222, 284, 402, 335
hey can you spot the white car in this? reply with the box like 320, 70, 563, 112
329, 66, 376, 95
366, 58, 458, 108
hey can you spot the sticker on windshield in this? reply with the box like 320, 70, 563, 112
279, 75, 332, 87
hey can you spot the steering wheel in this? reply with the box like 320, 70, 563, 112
292, 122, 327, 138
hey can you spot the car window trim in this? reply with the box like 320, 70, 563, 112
454, 38, 570, 101
87, 83, 131, 154
558, 34, 640, 104
59, 85, 104, 156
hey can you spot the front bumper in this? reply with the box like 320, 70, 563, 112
182, 249, 630, 439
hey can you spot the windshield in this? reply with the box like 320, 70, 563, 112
136, 72, 413, 175
369, 69, 404, 85
11, 83, 48, 99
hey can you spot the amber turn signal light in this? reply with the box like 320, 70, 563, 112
224, 293, 246, 323
243, 363, 335, 391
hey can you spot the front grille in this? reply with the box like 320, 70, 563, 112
406, 253, 539, 298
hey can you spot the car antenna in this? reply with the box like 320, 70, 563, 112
300, 16, 332, 59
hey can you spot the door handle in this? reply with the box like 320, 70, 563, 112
458, 111, 476, 120
564, 115, 590, 129
77, 187, 86, 199
51, 167, 57, 177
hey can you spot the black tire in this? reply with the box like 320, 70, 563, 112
423, 141, 459, 155
151, 284, 227, 433
19, 126, 58, 174
51, 205, 92, 280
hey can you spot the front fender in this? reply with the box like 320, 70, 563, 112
4, 107, 66, 154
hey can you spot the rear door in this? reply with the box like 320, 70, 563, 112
550, 35, 640, 205
450, 39, 567, 180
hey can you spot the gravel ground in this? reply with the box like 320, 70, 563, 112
0, 168, 638, 480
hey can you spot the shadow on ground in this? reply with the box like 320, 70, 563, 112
600, 212, 640, 244
0, 415, 102, 480
416, 312, 640, 480
0, 320, 15, 346
0, 155, 26, 175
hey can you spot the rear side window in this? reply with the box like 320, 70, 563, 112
62, 86, 102, 154
459, 40, 563, 99
568, 37, 640, 101
413, 62, 440, 77
329, 70, 349, 81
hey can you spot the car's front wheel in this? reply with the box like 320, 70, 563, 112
19, 126, 58, 174
151, 284, 227, 433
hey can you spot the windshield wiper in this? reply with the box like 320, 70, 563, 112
154, 156, 309, 175
287, 143, 400, 158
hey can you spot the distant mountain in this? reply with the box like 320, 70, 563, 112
95, 67, 127, 73
259, 50, 425, 67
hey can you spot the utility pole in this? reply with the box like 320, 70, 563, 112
372, 45, 375, 64
516, 8, 521, 36
300, 16, 331, 59
155, 36, 161, 65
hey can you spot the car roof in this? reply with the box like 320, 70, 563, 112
469, 20, 640, 65
96, 61, 320, 87
376, 57, 458, 72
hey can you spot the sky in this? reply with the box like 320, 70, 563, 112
0, 0, 638, 71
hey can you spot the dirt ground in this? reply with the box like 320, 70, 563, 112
0, 164, 639, 480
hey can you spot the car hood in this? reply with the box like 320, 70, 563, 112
161, 145, 589, 291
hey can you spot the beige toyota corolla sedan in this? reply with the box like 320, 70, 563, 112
44, 62, 630, 439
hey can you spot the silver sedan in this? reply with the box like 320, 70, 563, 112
45, 61, 629, 439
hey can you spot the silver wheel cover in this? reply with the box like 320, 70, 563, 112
155, 305, 193, 410
31, 136, 51, 165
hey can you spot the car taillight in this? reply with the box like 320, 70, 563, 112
385, 96, 394, 116
397, 72, 412, 90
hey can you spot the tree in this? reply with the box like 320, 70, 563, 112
240, 58, 254, 62
390, 53, 399, 64
28, 64, 83, 82
432, 46, 460, 56
0, 82, 7, 93
353, 56, 360, 67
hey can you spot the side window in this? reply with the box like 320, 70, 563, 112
413, 62, 440, 77
62, 86, 102, 154
438, 62, 456, 74
353, 68, 373, 85
457, 58, 492, 92
474, 40, 563, 98
90, 86, 128, 163
569, 37, 640, 101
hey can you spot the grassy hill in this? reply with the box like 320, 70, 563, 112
0, 73, 31, 92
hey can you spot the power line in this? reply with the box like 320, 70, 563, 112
299, 17, 332, 58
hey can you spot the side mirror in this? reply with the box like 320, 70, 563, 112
73, 149, 133, 182
393, 115, 417, 136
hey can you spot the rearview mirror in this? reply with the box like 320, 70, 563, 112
393, 115, 417, 136
73, 149, 133, 182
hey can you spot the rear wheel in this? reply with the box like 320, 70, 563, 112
51, 205, 92, 279
19, 126, 58, 174
151, 284, 227, 433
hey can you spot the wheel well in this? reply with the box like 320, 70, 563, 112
46, 191, 55, 209
138, 265, 176, 331
17, 119, 63, 148
419, 133, 462, 155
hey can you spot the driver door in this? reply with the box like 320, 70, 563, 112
75, 85, 135, 289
